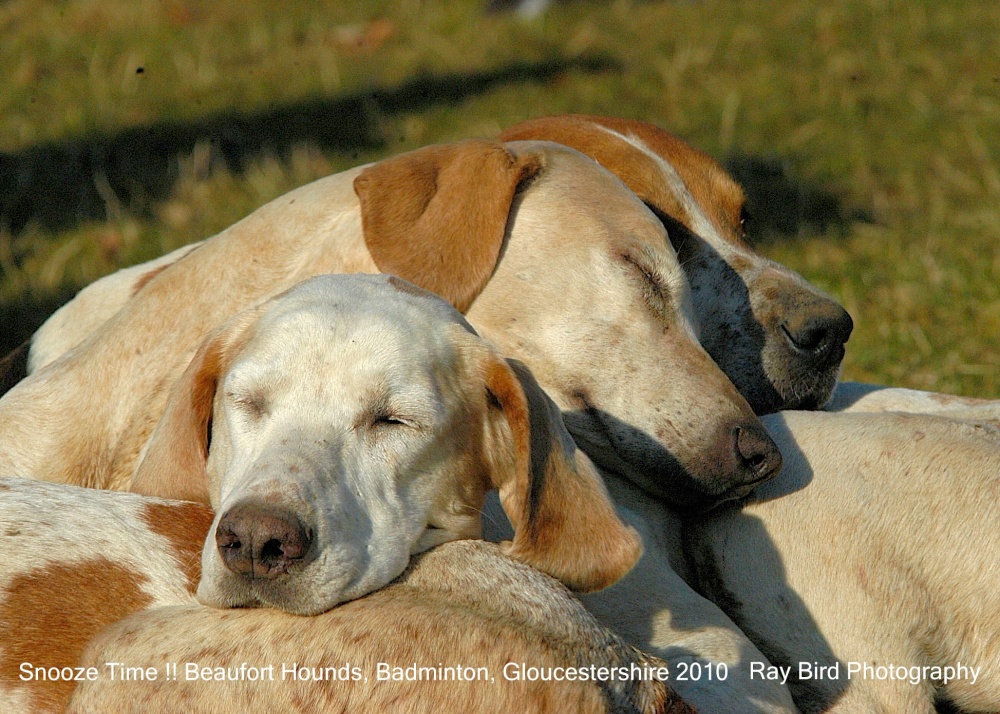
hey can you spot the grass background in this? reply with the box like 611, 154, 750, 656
1, 0, 997, 397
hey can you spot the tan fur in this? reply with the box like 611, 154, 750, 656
581, 478, 802, 714
4, 139, 774, 512
139, 501, 216, 595
68, 541, 694, 714
501, 114, 747, 248
27, 241, 205, 375
0, 559, 152, 713
129, 262, 174, 297
0, 480, 679, 714
483, 479, 801, 714
495, 360, 640, 593
0, 478, 212, 714
128, 307, 264, 505
0, 131, 795, 709
356, 140, 544, 312
0, 141, 534, 490
826, 381, 1000, 425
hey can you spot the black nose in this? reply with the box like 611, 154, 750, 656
781, 303, 854, 364
215, 502, 312, 579
733, 423, 782, 485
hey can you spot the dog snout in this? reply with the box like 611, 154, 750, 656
780, 301, 854, 366
732, 422, 782, 486
215, 502, 313, 579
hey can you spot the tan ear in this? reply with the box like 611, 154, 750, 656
353, 140, 544, 313
129, 312, 256, 504
484, 357, 642, 592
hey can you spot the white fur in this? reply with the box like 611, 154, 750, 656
193, 275, 498, 614
27, 242, 203, 373
594, 124, 731, 250
500, 115, 852, 414
0, 479, 677, 714
826, 381, 1000, 423
68, 541, 689, 714
686, 410, 1000, 713
0, 478, 197, 609
138, 273, 641, 613
482, 479, 801, 714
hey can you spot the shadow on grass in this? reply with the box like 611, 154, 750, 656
726, 154, 874, 244
0, 287, 78, 360
0, 54, 618, 236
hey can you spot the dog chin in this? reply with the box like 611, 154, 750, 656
775, 370, 840, 413
196, 577, 264, 610
197, 577, 347, 616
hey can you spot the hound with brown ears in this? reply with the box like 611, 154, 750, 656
485, 114, 843, 714
0, 124, 795, 711
0, 138, 779, 511
0, 479, 686, 714
484, 478, 802, 714
129, 273, 641, 614
499, 114, 854, 416
1, 273, 652, 712
496, 115, 998, 712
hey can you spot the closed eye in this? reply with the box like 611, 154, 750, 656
227, 391, 267, 421
358, 389, 429, 433
619, 251, 674, 323
366, 413, 425, 448
373, 414, 412, 428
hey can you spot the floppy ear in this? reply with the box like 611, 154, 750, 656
353, 140, 544, 313
483, 357, 642, 592
129, 311, 257, 504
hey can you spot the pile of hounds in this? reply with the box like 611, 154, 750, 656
0, 115, 996, 714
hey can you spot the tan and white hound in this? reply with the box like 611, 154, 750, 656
0, 139, 778, 512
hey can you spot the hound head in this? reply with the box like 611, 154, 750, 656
131, 274, 641, 614
400, 140, 783, 509
500, 115, 853, 416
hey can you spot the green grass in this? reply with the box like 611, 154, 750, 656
2, 0, 998, 396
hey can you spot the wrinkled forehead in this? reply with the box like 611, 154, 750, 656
227, 276, 476, 391
512, 140, 671, 227
509, 141, 682, 260
503, 120, 748, 247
